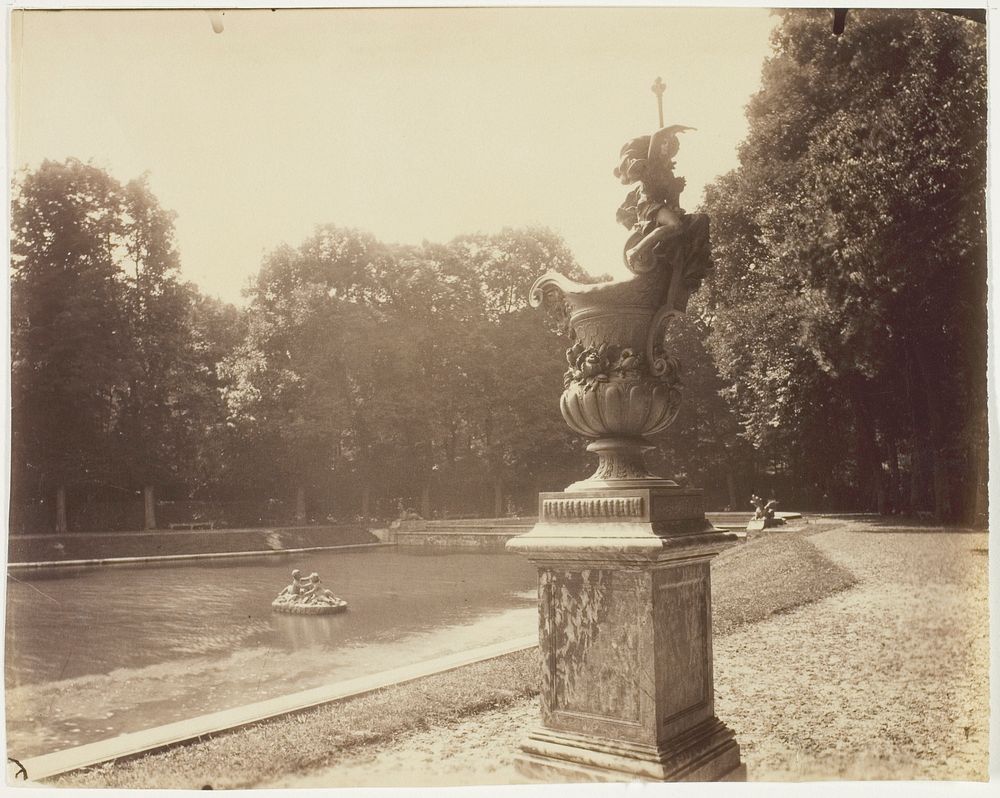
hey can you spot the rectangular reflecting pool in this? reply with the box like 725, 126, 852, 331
5, 548, 537, 758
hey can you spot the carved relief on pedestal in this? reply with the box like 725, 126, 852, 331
539, 569, 646, 735
542, 496, 645, 521
650, 493, 704, 521
653, 564, 712, 736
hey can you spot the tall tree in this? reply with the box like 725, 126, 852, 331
701, 9, 987, 520
10, 159, 240, 531
448, 228, 591, 514
224, 225, 591, 520
220, 233, 362, 520
10, 160, 128, 530
114, 176, 199, 523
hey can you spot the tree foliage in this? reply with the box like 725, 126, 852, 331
701, 9, 987, 520
10, 162, 628, 526
11, 160, 127, 490
221, 226, 592, 519
10, 160, 231, 524
18, 16, 985, 533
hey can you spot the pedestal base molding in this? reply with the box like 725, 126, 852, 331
516, 717, 745, 782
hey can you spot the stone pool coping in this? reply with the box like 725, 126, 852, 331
10, 525, 368, 541
18, 633, 539, 782
7, 542, 396, 570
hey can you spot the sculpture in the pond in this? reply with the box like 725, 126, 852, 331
750, 494, 777, 520
272, 569, 348, 615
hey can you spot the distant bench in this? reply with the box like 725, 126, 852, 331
167, 521, 216, 530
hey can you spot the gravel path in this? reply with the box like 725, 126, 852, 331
716, 526, 989, 780
267, 523, 989, 786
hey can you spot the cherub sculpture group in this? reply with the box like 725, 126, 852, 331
272, 569, 348, 614
749, 495, 785, 530
750, 494, 778, 521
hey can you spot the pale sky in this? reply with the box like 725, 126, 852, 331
10, 7, 778, 304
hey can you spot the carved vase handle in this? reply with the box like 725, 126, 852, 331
646, 306, 681, 379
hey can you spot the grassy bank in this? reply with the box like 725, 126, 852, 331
8, 525, 378, 564
711, 520, 857, 635
52, 521, 856, 789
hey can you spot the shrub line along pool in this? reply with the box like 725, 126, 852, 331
7, 542, 395, 570
18, 634, 539, 783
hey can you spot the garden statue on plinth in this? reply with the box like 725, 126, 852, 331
748, 494, 784, 531
507, 77, 744, 782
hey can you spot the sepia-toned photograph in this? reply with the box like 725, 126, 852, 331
3, 3, 991, 789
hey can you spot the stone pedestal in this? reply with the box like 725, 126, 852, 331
747, 516, 785, 532
507, 486, 745, 782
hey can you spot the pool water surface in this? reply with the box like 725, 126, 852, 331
5, 548, 538, 758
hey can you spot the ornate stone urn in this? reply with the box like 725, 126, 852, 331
530, 116, 713, 492
508, 89, 744, 783
530, 265, 690, 490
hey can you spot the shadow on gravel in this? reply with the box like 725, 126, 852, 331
807, 514, 987, 534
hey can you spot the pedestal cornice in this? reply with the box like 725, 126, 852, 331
507, 486, 739, 564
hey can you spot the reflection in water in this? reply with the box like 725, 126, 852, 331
273, 612, 352, 648
5, 549, 537, 757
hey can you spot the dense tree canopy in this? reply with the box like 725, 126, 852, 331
10, 162, 613, 527
10, 11, 987, 530
11, 160, 127, 498
10, 160, 238, 529
220, 226, 593, 520
701, 9, 987, 521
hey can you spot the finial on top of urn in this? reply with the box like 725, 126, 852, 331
613, 79, 708, 280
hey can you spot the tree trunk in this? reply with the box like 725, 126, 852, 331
911, 343, 952, 521
294, 486, 307, 524
908, 447, 923, 514
971, 409, 989, 527
848, 380, 885, 513
904, 344, 929, 513
886, 439, 901, 516
420, 481, 431, 520
55, 484, 68, 534
444, 430, 459, 519
361, 484, 371, 520
143, 485, 157, 530
725, 470, 737, 511
930, 451, 951, 522
493, 474, 503, 518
